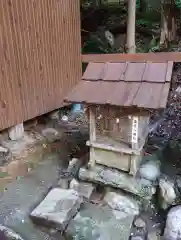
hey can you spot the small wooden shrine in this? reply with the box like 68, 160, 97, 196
65, 60, 173, 176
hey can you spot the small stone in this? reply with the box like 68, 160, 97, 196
42, 128, 59, 141
0, 146, 8, 153
139, 161, 160, 182
67, 158, 82, 178
30, 188, 83, 232
70, 179, 95, 199
62, 115, 68, 121
104, 191, 139, 215
134, 217, 146, 228
164, 206, 181, 239
175, 86, 181, 96
69, 179, 79, 191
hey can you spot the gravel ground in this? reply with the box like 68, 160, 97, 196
0, 153, 65, 240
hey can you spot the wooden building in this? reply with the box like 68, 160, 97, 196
65, 59, 173, 175
0, 0, 81, 131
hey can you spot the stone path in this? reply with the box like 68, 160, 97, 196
0, 153, 65, 240
66, 203, 135, 240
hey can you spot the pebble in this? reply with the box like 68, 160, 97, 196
134, 217, 146, 228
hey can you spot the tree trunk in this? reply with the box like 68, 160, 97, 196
160, 0, 177, 48
125, 0, 136, 53
140, 0, 147, 13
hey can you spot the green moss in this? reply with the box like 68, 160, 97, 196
0, 171, 9, 178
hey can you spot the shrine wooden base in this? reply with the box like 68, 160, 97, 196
87, 139, 143, 176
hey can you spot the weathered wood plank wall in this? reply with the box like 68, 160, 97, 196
0, 0, 81, 130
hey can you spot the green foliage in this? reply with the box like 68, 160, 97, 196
82, 32, 121, 54
81, 0, 181, 54
176, 0, 181, 8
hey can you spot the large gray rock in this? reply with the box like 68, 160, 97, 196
66, 203, 134, 240
139, 161, 160, 182
104, 191, 139, 216
0, 225, 24, 240
164, 206, 181, 240
30, 188, 83, 232
159, 177, 176, 210
79, 165, 155, 199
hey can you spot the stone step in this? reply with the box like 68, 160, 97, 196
79, 165, 156, 200
30, 188, 83, 233
66, 202, 135, 240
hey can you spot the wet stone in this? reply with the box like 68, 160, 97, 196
30, 188, 83, 232
70, 179, 95, 199
66, 203, 135, 240
0, 225, 25, 240
79, 165, 155, 199
159, 177, 176, 210
164, 205, 181, 240
104, 191, 139, 216
134, 217, 146, 228
139, 161, 160, 182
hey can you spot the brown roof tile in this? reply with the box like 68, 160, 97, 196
102, 62, 126, 81
65, 61, 173, 109
82, 62, 104, 80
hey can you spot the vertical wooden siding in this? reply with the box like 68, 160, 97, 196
0, 0, 81, 130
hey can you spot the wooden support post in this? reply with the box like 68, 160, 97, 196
8, 123, 24, 141
88, 106, 96, 169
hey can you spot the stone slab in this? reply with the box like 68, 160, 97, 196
70, 179, 95, 199
30, 188, 83, 232
104, 191, 139, 216
0, 225, 24, 240
66, 203, 134, 240
79, 165, 155, 199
